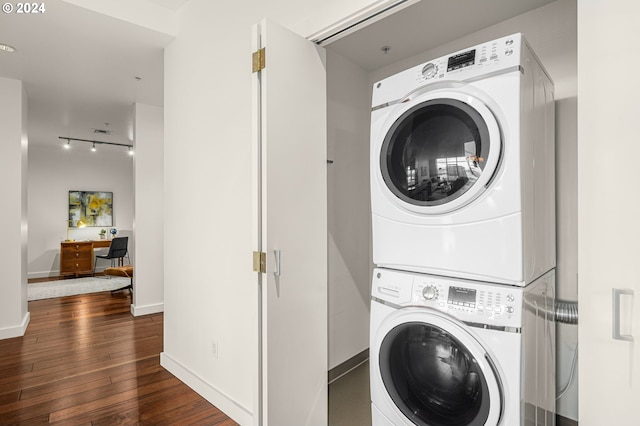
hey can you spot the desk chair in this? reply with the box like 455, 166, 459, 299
94, 236, 129, 275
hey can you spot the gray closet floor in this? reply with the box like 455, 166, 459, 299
329, 360, 371, 426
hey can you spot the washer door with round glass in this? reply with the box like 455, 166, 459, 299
374, 308, 503, 426
378, 91, 502, 215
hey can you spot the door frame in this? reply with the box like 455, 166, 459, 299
307, 0, 421, 45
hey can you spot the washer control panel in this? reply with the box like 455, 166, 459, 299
410, 272, 523, 327
372, 268, 524, 327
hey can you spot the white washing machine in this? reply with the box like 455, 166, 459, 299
370, 33, 555, 286
370, 267, 555, 426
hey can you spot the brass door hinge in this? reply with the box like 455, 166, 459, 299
252, 48, 265, 73
253, 251, 266, 273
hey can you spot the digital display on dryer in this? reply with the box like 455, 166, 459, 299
448, 287, 476, 308
447, 49, 476, 71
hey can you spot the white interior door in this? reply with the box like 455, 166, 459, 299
578, 0, 640, 424
252, 19, 328, 426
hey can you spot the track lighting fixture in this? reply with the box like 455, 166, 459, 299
58, 137, 134, 155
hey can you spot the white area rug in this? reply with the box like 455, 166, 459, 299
28, 277, 131, 301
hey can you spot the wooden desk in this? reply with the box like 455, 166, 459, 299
60, 240, 111, 277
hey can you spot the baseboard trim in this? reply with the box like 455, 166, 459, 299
28, 268, 110, 280
28, 271, 59, 280
0, 311, 30, 340
160, 352, 252, 425
329, 348, 369, 384
557, 414, 578, 426
130, 302, 164, 316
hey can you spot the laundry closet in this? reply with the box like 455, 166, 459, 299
323, 0, 577, 422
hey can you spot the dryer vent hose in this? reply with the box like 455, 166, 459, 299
555, 300, 578, 325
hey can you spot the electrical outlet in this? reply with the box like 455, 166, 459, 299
211, 340, 218, 358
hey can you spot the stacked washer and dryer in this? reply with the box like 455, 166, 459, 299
369, 34, 556, 426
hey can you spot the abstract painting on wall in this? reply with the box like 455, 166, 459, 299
69, 191, 113, 227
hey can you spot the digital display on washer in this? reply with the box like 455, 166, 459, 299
447, 49, 476, 71
448, 286, 477, 307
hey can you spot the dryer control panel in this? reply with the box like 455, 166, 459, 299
372, 33, 525, 108
417, 35, 520, 83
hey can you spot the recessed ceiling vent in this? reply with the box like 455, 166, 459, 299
92, 128, 111, 135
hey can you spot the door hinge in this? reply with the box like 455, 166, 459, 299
253, 251, 266, 273
252, 47, 265, 73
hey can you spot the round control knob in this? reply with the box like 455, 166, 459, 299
422, 285, 438, 300
421, 62, 438, 79
506, 294, 515, 302
506, 306, 515, 314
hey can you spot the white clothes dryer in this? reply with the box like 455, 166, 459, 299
370, 267, 556, 426
370, 34, 555, 286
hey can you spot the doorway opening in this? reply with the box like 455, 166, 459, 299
321, 0, 575, 424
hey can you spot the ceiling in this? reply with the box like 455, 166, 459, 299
0, 0, 175, 149
0, 0, 558, 151
146, 0, 189, 10
327, 0, 558, 71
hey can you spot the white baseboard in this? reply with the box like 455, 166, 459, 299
160, 352, 253, 425
0, 311, 30, 340
130, 302, 164, 316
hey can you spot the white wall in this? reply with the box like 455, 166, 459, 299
326, 50, 372, 369
131, 103, 164, 316
27, 144, 134, 278
555, 96, 578, 419
162, 3, 259, 423
0, 76, 29, 339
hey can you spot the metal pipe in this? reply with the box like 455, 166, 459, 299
555, 300, 578, 325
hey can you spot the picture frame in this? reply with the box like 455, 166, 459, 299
68, 190, 113, 227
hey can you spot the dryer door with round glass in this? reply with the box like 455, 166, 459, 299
379, 92, 502, 214
375, 309, 503, 426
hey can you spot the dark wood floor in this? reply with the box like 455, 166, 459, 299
0, 290, 238, 425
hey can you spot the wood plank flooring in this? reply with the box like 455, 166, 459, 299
0, 290, 238, 425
